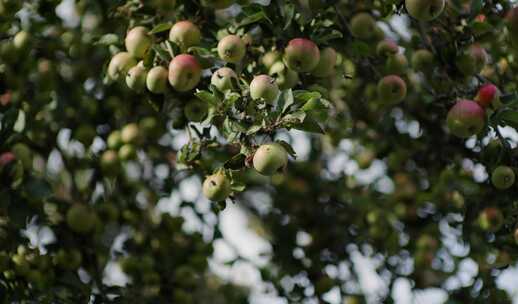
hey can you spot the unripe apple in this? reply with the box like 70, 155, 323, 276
514, 228, 518, 245
405, 0, 445, 21
350, 13, 377, 40
269, 62, 299, 90
211, 67, 238, 92
100, 150, 119, 173
146, 66, 169, 94
250, 74, 279, 104
311, 47, 337, 78
118, 144, 137, 161
108, 52, 137, 81
107, 130, 123, 150
184, 98, 208, 122
202, 171, 231, 201
475, 84, 500, 108
200, 0, 235, 9
66, 204, 96, 234
13, 30, 30, 50
491, 166, 515, 190
125, 26, 152, 58
261, 50, 281, 69
456, 44, 488, 76
478, 207, 504, 232
217, 35, 246, 63
376, 39, 399, 57
253, 143, 288, 175
283, 38, 320, 72
411, 49, 435, 72
126, 65, 147, 92
168, 54, 202, 92
121, 123, 140, 144
377, 75, 407, 105
385, 53, 408, 75
446, 99, 485, 138
169, 21, 201, 51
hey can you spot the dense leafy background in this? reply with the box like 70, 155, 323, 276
2, 0, 518, 303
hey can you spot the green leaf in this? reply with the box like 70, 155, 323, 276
224, 154, 246, 170
275, 140, 296, 157
294, 90, 321, 102
279, 89, 295, 115
13, 110, 25, 132
246, 124, 263, 135
282, 4, 295, 30
282, 110, 306, 124
293, 116, 325, 134
236, 10, 272, 27
499, 110, 518, 128
149, 23, 173, 35
177, 142, 201, 164
195, 90, 220, 107
231, 182, 246, 192
470, 0, 483, 17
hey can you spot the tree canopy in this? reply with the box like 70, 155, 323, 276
1, 0, 518, 303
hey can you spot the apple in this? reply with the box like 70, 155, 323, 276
350, 13, 377, 40
217, 35, 246, 63
211, 67, 238, 92
478, 207, 504, 232
385, 53, 408, 75
411, 49, 435, 72
146, 66, 169, 94
13, 30, 30, 50
125, 26, 152, 58
491, 166, 515, 190
377, 75, 407, 105
311, 47, 337, 78
283, 38, 320, 72
107, 52, 137, 81
118, 144, 137, 161
202, 171, 231, 201
446, 99, 485, 138
126, 65, 147, 92
269, 62, 299, 89
261, 50, 281, 69
475, 84, 500, 108
456, 44, 488, 76
253, 143, 288, 175
107, 131, 123, 150
376, 39, 399, 57
250, 74, 279, 104
405, 0, 445, 21
169, 21, 201, 51
168, 54, 202, 92
121, 123, 140, 144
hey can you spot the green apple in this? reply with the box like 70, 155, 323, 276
125, 26, 152, 58
250, 74, 279, 104
169, 21, 201, 51
211, 67, 238, 92
253, 143, 288, 175
311, 47, 337, 78
108, 52, 137, 81
202, 171, 231, 201
217, 35, 246, 63
146, 66, 169, 94
377, 75, 407, 105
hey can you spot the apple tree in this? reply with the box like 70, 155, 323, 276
2, 0, 518, 303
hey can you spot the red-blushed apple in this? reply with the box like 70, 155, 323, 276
376, 39, 399, 57
168, 54, 202, 92
0, 152, 16, 167
377, 75, 407, 105
283, 38, 320, 72
475, 84, 500, 108
411, 49, 435, 72
446, 99, 485, 138
478, 207, 504, 232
